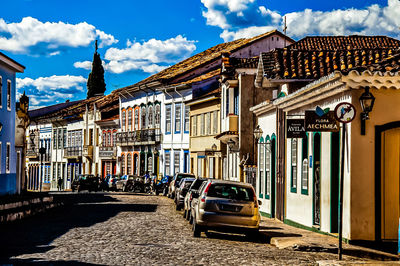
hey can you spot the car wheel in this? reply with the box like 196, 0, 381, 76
192, 217, 201, 237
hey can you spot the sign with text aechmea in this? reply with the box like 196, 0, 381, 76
305, 107, 339, 132
287, 119, 306, 138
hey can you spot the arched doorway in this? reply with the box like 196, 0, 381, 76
376, 122, 400, 242
313, 132, 321, 226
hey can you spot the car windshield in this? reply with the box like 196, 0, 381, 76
207, 184, 254, 201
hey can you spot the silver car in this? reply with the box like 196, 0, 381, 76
191, 180, 261, 238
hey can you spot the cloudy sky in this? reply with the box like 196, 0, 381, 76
6, 0, 397, 109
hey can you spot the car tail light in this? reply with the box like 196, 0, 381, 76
200, 196, 206, 203
203, 182, 212, 194
190, 194, 193, 201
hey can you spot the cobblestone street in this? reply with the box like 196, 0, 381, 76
1, 193, 344, 265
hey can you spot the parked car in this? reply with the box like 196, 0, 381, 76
71, 174, 100, 192
174, 177, 195, 210
168, 173, 195, 198
116, 175, 133, 191
105, 174, 120, 191
190, 179, 261, 238
183, 178, 207, 220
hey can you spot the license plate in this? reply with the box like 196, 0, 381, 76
219, 204, 242, 212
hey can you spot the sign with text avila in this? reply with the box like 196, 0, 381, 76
286, 119, 306, 138
305, 110, 339, 132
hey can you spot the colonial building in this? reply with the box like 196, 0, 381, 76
251, 35, 400, 243
187, 87, 223, 178
115, 29, 293, 178
0, 52, 25, 195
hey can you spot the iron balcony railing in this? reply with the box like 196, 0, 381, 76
64, 146, 82, 158
116, 128, 161, 146
99, 146, 117, 158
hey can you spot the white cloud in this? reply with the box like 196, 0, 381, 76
74, 35, 196, 74
0, 17, 118, 55
16, 75, 86, 109
201, 0, 400, 41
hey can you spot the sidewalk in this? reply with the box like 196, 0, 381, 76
260, 217, 400, 265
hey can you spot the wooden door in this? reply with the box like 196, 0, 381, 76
381, 127, 400, 240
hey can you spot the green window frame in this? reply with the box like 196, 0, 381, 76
301, 134, 309, 195
290, 138, 297, 193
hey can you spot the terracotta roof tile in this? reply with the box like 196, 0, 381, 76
116, 30, 291, 92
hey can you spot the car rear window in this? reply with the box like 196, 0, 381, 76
183, 181, 193, 188
191, 179, 205, 190
207, 184, 254, 201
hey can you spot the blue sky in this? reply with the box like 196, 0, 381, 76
4, 0, 395, 109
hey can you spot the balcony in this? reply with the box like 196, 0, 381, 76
26, 148, 39, 159
99, 146, 117, 159
116, 128, 161, 146
64, 146, 82, 159
83, 145, 93, 159
228, 114, 239, 132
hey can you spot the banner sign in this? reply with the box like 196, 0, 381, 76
305, 110, 339, 132
287, 119, 306, 138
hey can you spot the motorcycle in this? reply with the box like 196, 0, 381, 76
154, 175, 172, 196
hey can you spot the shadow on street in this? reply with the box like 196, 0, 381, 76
0, 193, 157, 264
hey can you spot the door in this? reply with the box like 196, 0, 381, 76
271, 138, 276, 218
381, 127, 400, 240
330, 132, 340, 233
313, 133, 321, 226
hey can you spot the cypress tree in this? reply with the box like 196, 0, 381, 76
87, 40, 106, 98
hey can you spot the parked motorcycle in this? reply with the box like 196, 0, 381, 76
154, 175, 172, 196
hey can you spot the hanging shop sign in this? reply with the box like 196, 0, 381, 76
334, 102, 356, 123
305, 107, 339, 132
286, 119, 306, 138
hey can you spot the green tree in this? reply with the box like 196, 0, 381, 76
87, 40, 106, 98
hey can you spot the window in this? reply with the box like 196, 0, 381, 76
0, 142, 2, 174
127, 153, 132, 175
7, 80, 11, 111
155, 104, 161, 128
301, 135, 309, 194
107, 131, 112, 147
234, 87, 239, 115
166, 104, 171, 134
191, 116, 197, 136
213, 111, 218, 134
141, 106, 146, 129
209, 157, 215, 178
197, 157, 203, 177
206, 112, 211, 135
165, 150, 170, 176
63, 128, 67, 148
174, 151, 180, 174
225, 87, 229, 117
58, 128, 62, 149
291, 138, 297, 193
265, 140, 271, 198
89, 128, 93, 146
102, 131, 107, 146
57, 163, 61, 179
200, 114, 205, 135
184, 105, 190, 132
53, 163, 56, 181
148, 105, 153, 128
122, 110, 126, 131
121, 154, 126, 175
134, 108, 139, 130
53, 129, 57, 149
0, 76, 2, 108
258, 140, 264, 197
128, 109, 132, 131
175, 104, 181, 133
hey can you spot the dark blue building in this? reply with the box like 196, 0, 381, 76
0, 52, 25, 195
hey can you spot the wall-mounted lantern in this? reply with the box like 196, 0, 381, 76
253, 125, 263, 143
359, 87, 375, 135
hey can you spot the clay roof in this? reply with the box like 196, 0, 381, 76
116, 30, 292, 93
170, 69, 220, 87
261, 48, 398, 80
29, 100, 83, 120
287, 35, 400, 51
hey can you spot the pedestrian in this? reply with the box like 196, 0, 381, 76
57, 177, 63, 191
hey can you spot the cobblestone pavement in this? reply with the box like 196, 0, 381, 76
0, 193, 351, 265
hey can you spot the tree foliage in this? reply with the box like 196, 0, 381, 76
87, 41, 106, 98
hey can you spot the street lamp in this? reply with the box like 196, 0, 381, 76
211, 143, 217, 152
253, 125, 263, 143
29, 130, 36, 147
359, 87, 375, 135
227, 139, 236, 151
